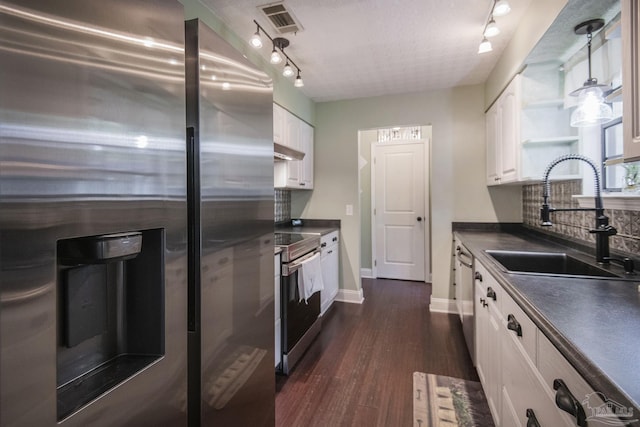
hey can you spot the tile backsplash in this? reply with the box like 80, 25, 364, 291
275, 189, 291, 223
523, 180, 640, 255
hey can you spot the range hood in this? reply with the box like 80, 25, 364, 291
274, 142, 305, 161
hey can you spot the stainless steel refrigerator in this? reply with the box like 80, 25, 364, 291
0, 3, 274, 425
0, 0, 188, 425
185, 19, 275, 427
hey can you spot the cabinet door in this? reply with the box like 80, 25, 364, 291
502, 326, 573, 427
498, 75, 521, 183
273, 103, 284, 145
486, 103, 500, 186
299, 121, 314, 189
623, 0, 640, 161
320, 239, 339, 315
285, 112, 301, 186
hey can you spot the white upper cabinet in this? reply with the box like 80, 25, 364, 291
486, 65, 580, 186
623, 0, 640, 162
274, 104, 314, 190
273, 103, 285, 146
299, 120, 314, 189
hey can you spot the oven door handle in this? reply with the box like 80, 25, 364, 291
455, 246, 473, 268
282, 249, 321, 276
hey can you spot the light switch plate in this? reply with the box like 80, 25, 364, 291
346, 204, 353, 215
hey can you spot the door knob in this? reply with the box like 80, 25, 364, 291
417, 217, 422, 222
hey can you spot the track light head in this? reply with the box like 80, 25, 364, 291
294, 71, 304, 88
283, 62, 295, 78
478, 37, 492, 54
250, 29, 262, 48
484, 18, 500, 38
493, 0, 511, 17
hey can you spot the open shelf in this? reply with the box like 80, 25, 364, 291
522, 136, 579, 146
522, 98, 564, 109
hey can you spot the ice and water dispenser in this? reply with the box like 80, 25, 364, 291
56, 229, 164, 420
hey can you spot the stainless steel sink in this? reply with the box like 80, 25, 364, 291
485, 250, 619, 278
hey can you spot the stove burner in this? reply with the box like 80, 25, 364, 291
275, 232, 320, 263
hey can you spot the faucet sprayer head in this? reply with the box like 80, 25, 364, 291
540, 204, 553, 226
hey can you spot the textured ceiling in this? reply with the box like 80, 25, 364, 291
200, 0, 624, 102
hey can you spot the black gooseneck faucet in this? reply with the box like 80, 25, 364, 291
540, 154, 634, 273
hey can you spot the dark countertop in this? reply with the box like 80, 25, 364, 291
455, 230, 640, 422
275, 219, 340, 236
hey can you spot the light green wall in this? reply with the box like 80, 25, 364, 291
180, 0, 315, 124
292, 85, 522, 300
485, 0, 568, 109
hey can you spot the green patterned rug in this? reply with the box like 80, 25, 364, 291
413, 372, 494, 427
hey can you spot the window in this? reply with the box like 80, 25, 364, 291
602, 117, 624, 191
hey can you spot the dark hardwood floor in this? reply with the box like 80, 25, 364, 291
275, 278, 478, 427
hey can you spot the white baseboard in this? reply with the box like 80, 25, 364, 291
429, 298, 457, 314
360, 268, 373, 278
335, 289, 365, 304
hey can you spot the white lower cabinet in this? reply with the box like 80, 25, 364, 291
320, 231, 339, 315
475, 259, 609, 427
474, 261, 503, 424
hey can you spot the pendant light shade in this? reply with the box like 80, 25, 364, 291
484, 18, 500, 38
569, 19, 613, 128
270, 47, 282, 64
493, 0, 511, 17
478, 37, 492, 54
294, 71, 304, 87
250, 25, 262, 48
570, 86, 614, 127
283, 61, 294, 77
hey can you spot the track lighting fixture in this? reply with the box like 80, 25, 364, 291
569, 19, 614, 127
493, 0, 511, 17
478, 0, 510, 55
249, 20, 305, 89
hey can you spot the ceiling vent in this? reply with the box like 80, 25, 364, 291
258, 2, 303, 34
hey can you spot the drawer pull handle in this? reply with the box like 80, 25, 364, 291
553, 379, 587, 427
486, 287, 496, 301
526, 409, 540, 427
474, 271, 483, 282
507, 314, 522, 337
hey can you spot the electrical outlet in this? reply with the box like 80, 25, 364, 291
346, 204, 353, 216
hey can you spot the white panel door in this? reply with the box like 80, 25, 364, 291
373, 142, 425, 281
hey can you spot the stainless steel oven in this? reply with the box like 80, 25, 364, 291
275, 233, 322, 374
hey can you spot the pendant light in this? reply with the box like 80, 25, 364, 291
569, 19, 613, 127
294, 70, 304, 87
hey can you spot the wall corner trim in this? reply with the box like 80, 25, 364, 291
429, 298, 457, 314
335, 289, 365, 305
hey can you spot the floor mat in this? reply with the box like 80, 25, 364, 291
413, 372, 495, 427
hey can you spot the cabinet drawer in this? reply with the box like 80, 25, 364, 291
502, 291, 537, 365
537, 331, 607, 426
502, 327, 573, 427
474, 261, 503, 314
321, 230, 339, 249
